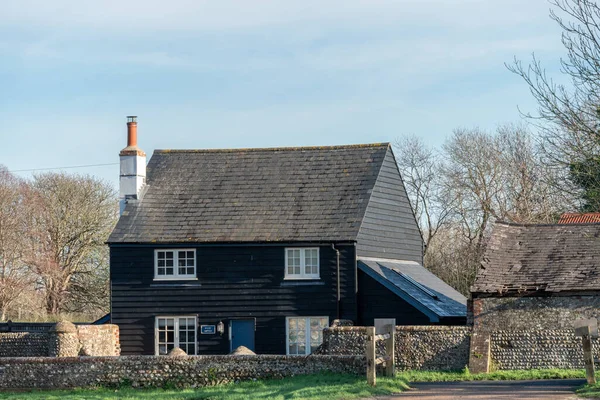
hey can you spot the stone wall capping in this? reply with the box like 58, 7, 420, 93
330, 319, 354, 327
167, 348, 187, 357
324, 326, 366, 332
49, 321, 77, 333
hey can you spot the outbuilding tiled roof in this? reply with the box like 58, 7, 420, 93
358, 258, 467, 320
108, 143, 389, 243
558, 212, 600, 224
472, 222, 600, 294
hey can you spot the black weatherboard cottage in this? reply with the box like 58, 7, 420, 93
108, 117, 466, 356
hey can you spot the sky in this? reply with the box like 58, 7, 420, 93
0, 0, 567, 189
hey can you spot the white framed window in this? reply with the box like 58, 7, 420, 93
154, 249, 196, 280
155, 316, 197, 355
286, 316, 328, 355
284, 248, 319, 279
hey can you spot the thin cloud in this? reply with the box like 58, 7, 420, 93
3, 0, 551, 32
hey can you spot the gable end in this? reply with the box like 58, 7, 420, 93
356, 146, 423, 263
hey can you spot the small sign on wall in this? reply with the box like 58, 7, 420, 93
201, 325, 216, 335
374, 318, 396, 334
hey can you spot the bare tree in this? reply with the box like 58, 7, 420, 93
26, 173, 117, 315
397, 125, 573, 295
424, 225, 482, 296
508, 0, 600, 209
0, 167, 34, 321
495, 123, 573, 222
442, 127, 504, 253
65, 247, 110, 318
394, 136, 451, 252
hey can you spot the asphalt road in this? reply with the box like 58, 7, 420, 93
382, 379, 587, 400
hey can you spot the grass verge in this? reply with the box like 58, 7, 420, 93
0, 373, 410, 400
0, 369, 588, 400
575, 381, 600, 398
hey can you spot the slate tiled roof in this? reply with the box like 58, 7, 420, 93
558, 212, 600, 224
108, 143, 389, 243
472, 221, 600, 294
358, 257, 467, 320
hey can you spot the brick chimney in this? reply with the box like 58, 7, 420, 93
119, 116, 146, 214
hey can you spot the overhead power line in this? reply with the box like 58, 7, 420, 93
9, 162, 119, 173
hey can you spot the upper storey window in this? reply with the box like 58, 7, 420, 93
285, 248, 319, 279
154, 249, 196, 280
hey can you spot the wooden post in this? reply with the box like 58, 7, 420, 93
384, 324, 395, 377
574, 319, 598, 385
582, 326, 596, 385
366, 326, 376, 386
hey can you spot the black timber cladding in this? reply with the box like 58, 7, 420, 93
108, 144, 389, 244
356, 147, 423, 263
357, 269, 431, 326
110, 243, 357, 355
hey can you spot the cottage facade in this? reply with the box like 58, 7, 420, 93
108, 118, 466, 355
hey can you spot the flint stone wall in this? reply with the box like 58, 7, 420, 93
0, 333, 48, 357
0, 324, 119, 357
490, 329, 599, 370
321, 326, 471, 371
470, 296, 600, 371
471, 296, 600, 331
0, 355, 365, 389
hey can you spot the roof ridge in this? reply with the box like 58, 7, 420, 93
495, 220, 600, 227
561, 212, 600, 215
154, 143, 390, 154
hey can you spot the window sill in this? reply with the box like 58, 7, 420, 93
280, 281, 325, 287
283, 276, 321, 281
150, 282, 201, 288
153, 277, 198, 281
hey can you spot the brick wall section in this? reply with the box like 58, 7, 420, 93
468, 331, 490, 373
321, 326, 471, 371
77, 325, 120, 356
0, 355, 365, 389
468, 299, 490, 373
0, 333, 48, 357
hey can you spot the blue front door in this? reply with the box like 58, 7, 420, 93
230, 319, 255, 352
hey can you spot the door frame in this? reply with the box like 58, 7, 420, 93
229, 318, 256, 352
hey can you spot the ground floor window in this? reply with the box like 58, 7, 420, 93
286, 316, 328, 355
155, 316, 197, 355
